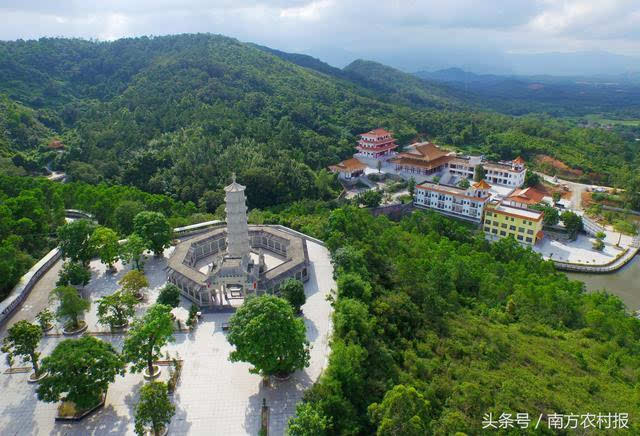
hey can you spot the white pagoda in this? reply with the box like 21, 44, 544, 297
208, 174, 262, 299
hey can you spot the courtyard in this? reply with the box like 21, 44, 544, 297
0, 238, 334, 435
534, 230, 634, 265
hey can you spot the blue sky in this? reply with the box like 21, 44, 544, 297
1, 1, 639, 74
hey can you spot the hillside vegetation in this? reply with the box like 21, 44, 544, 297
264, 204, 640, 435
0, 34, 638, 197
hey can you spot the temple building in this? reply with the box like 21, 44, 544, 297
391, 142, 453, 175
414, 179, 491, 222
329, 157, 367, 180
166, 175, 310, 308
355, 128, 398, 159
483, 200, 544, 245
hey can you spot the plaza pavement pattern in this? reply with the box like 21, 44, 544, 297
0, 241, 334, 435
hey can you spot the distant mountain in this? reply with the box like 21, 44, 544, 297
414, 67, 640, 117
505, 51, 640, 77
342, 59, 465, 109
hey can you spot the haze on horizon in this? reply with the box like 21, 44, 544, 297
1, 0, 639, 76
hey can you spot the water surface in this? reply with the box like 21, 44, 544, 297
566, 256, 640, 311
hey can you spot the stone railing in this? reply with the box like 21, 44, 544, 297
0, 248, 61, 327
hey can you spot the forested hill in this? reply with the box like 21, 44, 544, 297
1, 34, 638, 204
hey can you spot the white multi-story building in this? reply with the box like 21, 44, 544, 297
447, 155, 483, 180
483, 157, 526, 188
414, 180, 492, 222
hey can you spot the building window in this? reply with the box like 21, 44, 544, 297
518, 227, 525, 233
501, 223, 507, 229
510, 225, 516, 231
492, 229, 498, 234
484, 227, 490, 232
525, 237, 533, 243
486, 220, 491, 225
500, 231, 506, 236
517, 235, 523, 241
527, 229, 534, 235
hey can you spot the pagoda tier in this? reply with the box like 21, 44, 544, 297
224, 175, 250, 259
355, 142, 398, 153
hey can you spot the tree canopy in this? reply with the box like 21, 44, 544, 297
228, 295, 310, 376
134, 381, 175, 436
133, 211, 172, 256
37, 336, 124, 410
123, 304, 175, 376
1, 320, 43, 376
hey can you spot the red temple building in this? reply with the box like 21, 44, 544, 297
355, 128, 398, 159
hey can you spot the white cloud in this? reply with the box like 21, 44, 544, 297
0, 0, 638, 71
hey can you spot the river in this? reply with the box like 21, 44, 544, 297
565, 256, 640, 311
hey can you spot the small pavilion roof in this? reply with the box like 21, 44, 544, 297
472, 180, 491, 190
329, 158, 366, 173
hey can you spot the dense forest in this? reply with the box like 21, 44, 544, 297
1, 34, 639, 204
258, 204, 640, 435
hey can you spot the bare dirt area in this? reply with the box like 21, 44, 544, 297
537, 181, 571, 200
535, 155, 584, 179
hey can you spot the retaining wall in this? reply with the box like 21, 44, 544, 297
0, 248, 61, 327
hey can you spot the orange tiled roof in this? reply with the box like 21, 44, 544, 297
513, 156, 525, 164
360, 128, 392, 137
507, 187, 545, 205
329, 158, 367, 173
472, 180, 491, 190
400, 142, 448, 161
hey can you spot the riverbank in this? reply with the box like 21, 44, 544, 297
566, 256, 640, 311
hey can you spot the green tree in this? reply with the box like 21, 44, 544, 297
57, 219, 96, 266
56, 261, 91, 288
134, 381, 176, 436
35, 308, 55, 331
91, 226, 120, 269
337, 273, 372, 302
561, 210, 584, 240
157, 284, 181, 308
287, 401, 330, 436
408, 177, 416, 197
457, 178, 470, 189
37, 336, 125, 410
121, 233, 146, 270
133, 211, 173, 256
524, 171, 540, 187
119, 269, 149, 299
97, 290, 138, 329
198, 190, 225, 213
114, 200, 145, 236
1, 320, 43, 377
279, 278, 306, 313
358, 190, 382, 208
123, 304, 175, 377
531, 204, 559, 226
368, 385, 432, 436
552, 191, 562, 203
50, 285, 90, 330
474, 165, 486, 182
228, 295, 310, 377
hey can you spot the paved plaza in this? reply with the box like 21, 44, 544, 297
534, 230, 634, 265
0, 240, 334, 435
